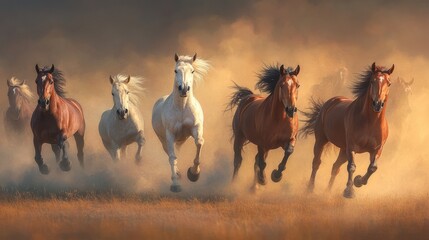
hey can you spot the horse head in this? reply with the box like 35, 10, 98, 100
174, 53, 197, 97
278, 64, 300, 118
35, 64, 55, 111
369, 62, 394, 113
110, 75, 131, 120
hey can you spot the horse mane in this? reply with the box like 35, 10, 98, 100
255, 64, 294, 94
7, 77, 34, 102
177, 55, 211, 84
351, 65, 388, 98
111, 74, 145, 105
41, 66, 67, 97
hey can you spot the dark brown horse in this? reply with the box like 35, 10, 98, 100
227, 64, 301, 190
31, 65, 85, 174
4, 77, 34, 138
301, 62, 394, 198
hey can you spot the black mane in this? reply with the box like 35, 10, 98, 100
351, 65, 387, 98
42, 66, 66, 97
255, 64, 294, 94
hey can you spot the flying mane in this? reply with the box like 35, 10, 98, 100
111, 74, 145, 105
176, 55, 210, 85
255, 64, 294, 94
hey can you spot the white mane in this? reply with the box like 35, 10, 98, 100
111, 74, 145, 105
177, 55, 211, 85
7, 77, 34, 101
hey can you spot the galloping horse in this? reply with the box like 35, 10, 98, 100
4, 77, 34, 137
152, 53, 210, 192
227, 64, 301, 190
31, 65, 85, 174
99, 74, 145, 163
301, 62, 394, 198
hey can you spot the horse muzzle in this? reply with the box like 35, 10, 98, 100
285, 106, 297, 118
372, 100, 384, 113
178, 85, 190, 97
38, 98, 50, 111
116, 108, 128, 120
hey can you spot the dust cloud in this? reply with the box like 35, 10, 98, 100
0, 0, 428, 199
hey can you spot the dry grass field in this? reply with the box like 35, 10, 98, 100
0, 192, 428, 240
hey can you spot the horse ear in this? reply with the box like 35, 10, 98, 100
35, 64, 40, 73
192, 53, 197, 62
7, 79, 11, 87
125, 75, 131, 84
409, 78, 414, 85
385, 64, 394, 75
48, 64, 55, 74
293, 65, 300, 76
371, 62, 376, 72
174, 53, 179, 62
20, 80, 25, 86
280, 65, 286, 75
109, 75, 114, 84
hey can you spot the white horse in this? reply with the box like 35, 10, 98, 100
99, 74, 145, 163
152, 53, 210, 192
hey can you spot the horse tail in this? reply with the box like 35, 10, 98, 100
225, 82, 254, 111
299, 98, 324, 138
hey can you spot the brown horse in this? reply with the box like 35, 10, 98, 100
227, 64, 301, 190
301, 62, 394, 198
31, 65, 85, 174
4, 77, 34, 138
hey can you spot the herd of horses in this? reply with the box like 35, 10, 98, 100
4, 54, 406, 198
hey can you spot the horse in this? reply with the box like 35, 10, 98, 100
99, 74, 145, 163
227, 64, 301, 191
310, 67, 351, 100
4, 77, 34, 138
301, 62, 394, 198
31, 65, 85, 174
152, 53, 210, 192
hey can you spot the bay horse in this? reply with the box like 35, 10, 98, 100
227, 64, 301, 190
99, 74, 145, 163
152, 53, 210, 192
4, 77, 34, 137
301, 62, 394, 198
31, 65, 85, 174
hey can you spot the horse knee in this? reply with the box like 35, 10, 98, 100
286, 144, 294, 154
368, 165, 378, 173
312, 158, 321, 170
195, 137, 204, 146
347, 162, 356, 173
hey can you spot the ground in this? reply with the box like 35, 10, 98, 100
0, 192, 428, 240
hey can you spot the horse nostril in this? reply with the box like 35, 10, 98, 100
38, 99, 42, 104
125, 109, 128, 113
46, 99, 50, 105
187, 86, 190, 91
178, 85, 183, 91
117, 109, 120, 114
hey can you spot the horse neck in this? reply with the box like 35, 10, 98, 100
47, 89, 63, 115
265, 83, 286, 120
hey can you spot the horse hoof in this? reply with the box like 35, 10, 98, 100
343, 187, 355, 198
354, 175, 363, 188
307, 184, 315, 193
187, 167, 200, 182
39, 164, 50, 175
271, 170, 283, 183
170, 185, 182, 193
59, 160, 71, 172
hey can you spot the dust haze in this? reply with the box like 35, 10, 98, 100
0, 0, 428, 199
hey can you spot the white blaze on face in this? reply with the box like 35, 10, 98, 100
378, 76, 385, 83
41, 76, 46, 81
287, 79, 293, 86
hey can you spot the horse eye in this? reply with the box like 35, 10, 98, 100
112, 93, 114, 96
192, 70, 195, 74
174, 70, 177, 73
297, 84, 300, 88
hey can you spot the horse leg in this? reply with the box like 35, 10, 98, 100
327, 148, 347, 191
34, 137, 49, 174
354, 152, 378, 188
253, 146, 268, 190
135, 130, 145, 165
59, 137, 71, 172
187, 126, 203, 182
74, 133, 84, 168
307, 139, 328, 192
166, 131, 181, 192
120, 145, 128, 160
343, 149, 356, 198
271, 143, 294, 183
232, 132, 246, 181
51, 144, 61, 163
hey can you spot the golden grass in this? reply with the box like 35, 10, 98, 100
0, 194, 428, 240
